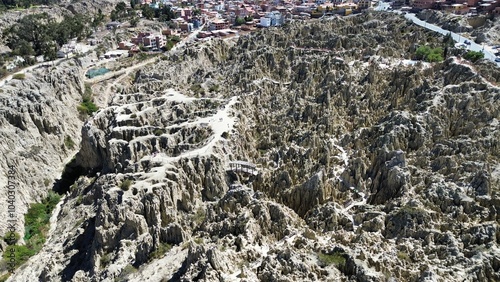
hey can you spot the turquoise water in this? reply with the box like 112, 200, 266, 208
86, 68, 110, 79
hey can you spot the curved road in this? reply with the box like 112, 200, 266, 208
403, 13, 499, 66
374, 2, 500, 66
0, 59, 64, 88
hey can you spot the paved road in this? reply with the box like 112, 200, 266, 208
0, 45, 96, 88
374, 1, 500, 66
0, 59, 65, 88
373, 2, 499, 66
403, 13, 500, 66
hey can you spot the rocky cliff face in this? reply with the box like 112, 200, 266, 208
5, 13, 500, 282
0, 60, 84, 236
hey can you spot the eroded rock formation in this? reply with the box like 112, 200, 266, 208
3, 12, 500, 282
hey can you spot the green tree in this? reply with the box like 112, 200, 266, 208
115, 1, 126, 12
464, 50, 484, 62
141, 4, 155, 20
130, 0, 139, 9
92, 9, 105, 30
235, 17, 245, 26
155, 5, 175, 20
54, 15, 88, 45
16, 40, 35, 56
443, 32, 454, 47
130, 16, 139, 27
415, 45, 431, 60
1, 0, 17, 8
415, 46, 443, 62
41, 41, 57, 60
111, 2, 129, 21
426, 51, 443, 62
4, 13, 55, 57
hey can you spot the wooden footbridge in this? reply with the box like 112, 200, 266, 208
228, 161, 259, 176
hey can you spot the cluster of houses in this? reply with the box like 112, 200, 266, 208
96, 0, 499, 60
396, 0, 500, 15
57, 39, 92, 58
119, 32, 166, 51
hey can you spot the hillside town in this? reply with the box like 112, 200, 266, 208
1, 0, 499, 78
102, 0, 499, 55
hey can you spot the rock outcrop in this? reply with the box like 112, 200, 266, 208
3, 12, 500, 282
0, 60, 84, 235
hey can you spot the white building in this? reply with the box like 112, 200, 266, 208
214, 3, 225, 11
6, 56, 25, 71
260, 11, 284, 27
56, 38, 83, 58
260, 17, 271, 27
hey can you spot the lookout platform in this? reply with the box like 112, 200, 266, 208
228, 161, 259, 176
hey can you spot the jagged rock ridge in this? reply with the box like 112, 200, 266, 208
5, 13, 500, 282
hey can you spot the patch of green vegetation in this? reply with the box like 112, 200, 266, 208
464, 50, 484, 63
64, 136, 75, 150
130, 113, 137, 118
25, 192, 60, 240
73, 218, 84, 228
154, 128, 165, 136
209, 84, 219, 93
75, 195, 83, 206
317, 250, 346, 268
190, 83, 204, 95
4, 13, 94, 61
398, 205, 427, 216
194, 237, 203, 244
116, 264, 138, 280
2, 232, 20, 245
415, 46, 443, 62
43, 178, 51, 187
181, 241, 190, 250
77, 98, 99, 115
0, 273, 10, 282
1, 191, 60, 270
235, 17, 245, 26
12, 73, 25, 80
77, 83, 99, 115
100, 253, 111, 267
397, 251, 411, 262
163, 40, 175, 51
120, 179, 132, 191
191, 208, 206, 225
149, 242, 172, 261
84, 83, 92, 98
169, 35, 181, 43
